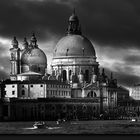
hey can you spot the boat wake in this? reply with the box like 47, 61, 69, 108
48, 126, 61, 129
71, 122, 79, 125
22, 126, 61, 130
23, 127, 38, 130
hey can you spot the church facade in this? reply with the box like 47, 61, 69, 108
0, 11, 129, 121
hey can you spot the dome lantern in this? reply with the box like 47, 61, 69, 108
67, 9, 81, 35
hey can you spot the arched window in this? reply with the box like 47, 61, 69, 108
85, 70, 89, 82
62, 70, 67, 82
22, 90, 25, 96
87, 91, 97, 98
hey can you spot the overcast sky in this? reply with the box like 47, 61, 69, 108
1, 0, 140, 88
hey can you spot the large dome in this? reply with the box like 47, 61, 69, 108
21, 48, 47, 65
53, 35, 96, 57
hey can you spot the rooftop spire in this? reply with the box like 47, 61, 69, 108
67, 9, 82, 35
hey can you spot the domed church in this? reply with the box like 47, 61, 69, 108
10, 34, 47, 81
52, 10, 99, 97
52, 10, 99, 84
0, 10, 129, 121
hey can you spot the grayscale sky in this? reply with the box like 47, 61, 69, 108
0, 0, 140, 88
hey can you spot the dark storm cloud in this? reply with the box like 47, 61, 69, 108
0, 0, 77, 40
116, 72, 140, 87
0, 0, 140, 87
100, 67, 140, 87
113, 62, 135, 74
0, 43, 7, 52
76, 0, 140, 47
0, 56, 10, 80
0, 70, 9, 80
124, 55, 140, 65
0, 0, 140, 47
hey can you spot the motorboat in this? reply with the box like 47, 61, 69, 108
56, 119, 66, 125
131, 118, 138, 122
33, 121, 46, 129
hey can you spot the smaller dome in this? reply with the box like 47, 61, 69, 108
21, 48, 47, 65
21, 48, 47, 75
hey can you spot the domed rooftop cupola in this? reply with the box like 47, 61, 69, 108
30, 33, 38, 48
52, 10, 99, 85
11, 36, 18, 48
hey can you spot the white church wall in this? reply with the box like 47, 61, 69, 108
5, 84, 18, 98
29, 84, 45, 98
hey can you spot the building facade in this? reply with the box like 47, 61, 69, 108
2, 98, 100, 121
4, 80, 71, 99
51, 11, 99, 86
0, 11, 129, 121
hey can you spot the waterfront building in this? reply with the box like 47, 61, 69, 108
0, 11, 129, 121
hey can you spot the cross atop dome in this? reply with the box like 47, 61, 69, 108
67, 9, 82, 35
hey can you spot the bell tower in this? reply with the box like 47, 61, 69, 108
10, 36, 20, 81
